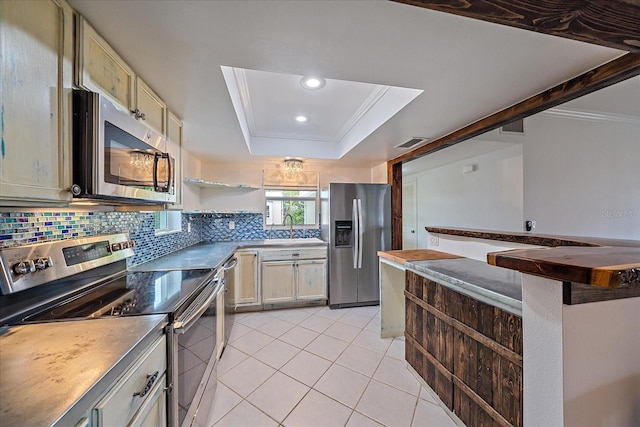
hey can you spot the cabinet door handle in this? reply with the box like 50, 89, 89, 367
131, 108, 146, 120
134, 371, 159, 398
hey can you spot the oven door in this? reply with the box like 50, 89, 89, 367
72, 90, 176, 204
169, 277, 222, 427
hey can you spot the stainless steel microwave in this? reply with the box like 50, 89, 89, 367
72, 90, 176, 204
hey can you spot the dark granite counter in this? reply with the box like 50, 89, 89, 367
0, 315, 167, 427
130, 238, 327, 271
406, 258, 522, 315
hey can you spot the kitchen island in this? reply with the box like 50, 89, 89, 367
377, 250, 461, 338
401, 257, 523, 427
423, 227, 640, 426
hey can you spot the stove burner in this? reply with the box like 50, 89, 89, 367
27, 286, 135, 321
50, 299, 107, 318
110, 298, 137, 316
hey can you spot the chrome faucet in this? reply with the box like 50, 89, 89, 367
283, 213, 294, 239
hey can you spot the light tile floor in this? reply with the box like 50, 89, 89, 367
205, 305, 459, 427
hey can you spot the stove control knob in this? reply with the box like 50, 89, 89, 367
111, 242, 122, 251
13, 260, 35, 275
34, 257, 54, 270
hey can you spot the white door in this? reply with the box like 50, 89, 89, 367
402, 178, 418, 249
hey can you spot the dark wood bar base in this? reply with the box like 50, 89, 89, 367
405, 270, 523, 427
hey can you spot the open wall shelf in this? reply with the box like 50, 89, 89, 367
184, 177, 259, 190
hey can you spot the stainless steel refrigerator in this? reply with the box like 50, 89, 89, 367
320, 183, 391, 308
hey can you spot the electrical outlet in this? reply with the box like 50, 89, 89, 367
187, 222, 191, 233
525, 220, 536, 232
229, 221, 235, 230
430, 234, 439, 246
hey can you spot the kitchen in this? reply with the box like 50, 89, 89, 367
1, 1, 639, 427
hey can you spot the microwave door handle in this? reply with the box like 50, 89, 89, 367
168, 154, 175, 194
153, 152, 160, 191
162, 153, 173, 194
153, 152, 171, 192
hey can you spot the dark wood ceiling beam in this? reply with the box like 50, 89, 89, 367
389, 52, 640, 165
392, 0, 640, 53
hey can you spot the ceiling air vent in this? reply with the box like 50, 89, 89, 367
395, 137, 430, 149
500, 118, 524, 134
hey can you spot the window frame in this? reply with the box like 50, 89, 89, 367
153, 210, 182, 236
263, 186, 319, 229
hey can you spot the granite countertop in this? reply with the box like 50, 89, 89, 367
0, 314, 167, 427
130, 238, 327, 271
406, 258, 522, 315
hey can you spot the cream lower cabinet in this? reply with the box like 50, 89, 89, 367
216, 287, 226, 359
229, 249, 260, 307
261, 247, 327, 306
296, 259, 328, 300
93, 335, 167, 427
0, 0, 74, 205
262, 261, 296, 304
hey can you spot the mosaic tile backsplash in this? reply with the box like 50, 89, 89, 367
0, 211, 202, 267
0, 211, 320, 265
201, 212, 320, 241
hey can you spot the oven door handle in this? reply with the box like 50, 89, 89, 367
173, 278, 221, 334
223, 257, 238, 271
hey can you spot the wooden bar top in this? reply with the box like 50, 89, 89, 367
488, 246, 640, 288
378, 249, 461, 265
426, 226, 640, 248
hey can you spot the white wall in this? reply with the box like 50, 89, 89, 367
522, 275, 640, 427
405, 110, 639, 243
371, 161, 388, 183
524, 113, 640, 240
405, 144, 524, 248
181, 149, 202, 210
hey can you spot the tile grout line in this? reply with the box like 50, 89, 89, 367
214, 307, 426, 427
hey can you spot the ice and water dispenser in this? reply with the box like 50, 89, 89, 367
334, 220, 353, 247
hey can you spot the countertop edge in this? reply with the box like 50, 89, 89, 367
405, 261, 522, 317
54, 315, 168, 427
425, 226, 640, 248
377, 249, 461, 265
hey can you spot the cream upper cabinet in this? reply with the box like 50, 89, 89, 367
77, 17, 166, 135
166, 111, 183, 208
230, 250, 260, 306
0, 0, 74, 205
135, 77, 167, 135
77, 16, 135, 111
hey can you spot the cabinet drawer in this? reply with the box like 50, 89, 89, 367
94, 335, 166, 427
261, 247, 326, 261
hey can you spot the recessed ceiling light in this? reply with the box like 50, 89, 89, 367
295, 115, 308, 122
300, 76, 326, 90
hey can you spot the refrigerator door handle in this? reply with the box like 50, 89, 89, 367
352, 199, 359, 269
357, 198, 364, 269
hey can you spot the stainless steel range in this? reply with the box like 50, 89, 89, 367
0, 234, 222, 427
